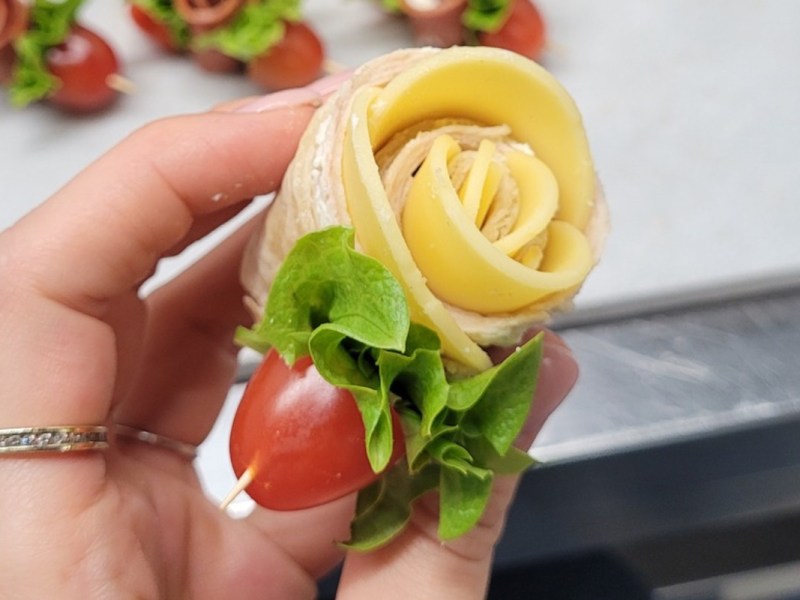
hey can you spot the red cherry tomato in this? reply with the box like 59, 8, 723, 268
193, 48, 243, 74
478, 0, 546, 60
45, 25, 119, 113
0, 45, 16, 85
246, 21, 324, 91
230, 350, 405, 511
129, 4, 182, 53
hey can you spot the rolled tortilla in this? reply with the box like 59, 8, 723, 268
242, 46, 608, 372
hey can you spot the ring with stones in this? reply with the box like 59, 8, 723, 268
0, 426, 109, 455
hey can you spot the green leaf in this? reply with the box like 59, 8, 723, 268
352, 387, 396, 473
344, 462, 439, 551
7, 0, 84, 107
233, 325, 272, 354
24, 0, 82, 46
346, 478, 412, 551
192, 0, 301, 62
309, 328, 395, 473
129, 0, 191, 50
376, 0, 402, 13
438, 467, 494, 540
398, 409, 426, 469
377, 325, 449, 437
241, 227, 408, 472
245, 226, 409, 363
427, 437, 487, 479
464, 333, 543, 455
447, 365, 498, 412
239, 226, 544, 549
466, 435, 537, 474
463, 0, 512, 33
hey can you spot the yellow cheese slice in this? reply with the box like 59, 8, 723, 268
368, 47, 595, 230
343, 87, 493, 372
491, 150, 558, 257
341, 47, 597, 370
401, 135, 593, 314
458, 139, 500, 225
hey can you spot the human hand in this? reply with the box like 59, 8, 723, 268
0, 81, 578, 598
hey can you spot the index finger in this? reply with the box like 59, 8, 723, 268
4, 106, 315, 316
0, 103, 315, 428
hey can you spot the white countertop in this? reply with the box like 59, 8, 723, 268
2, 0, 799, 503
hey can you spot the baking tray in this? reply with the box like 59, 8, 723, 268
494, 272, 800, 593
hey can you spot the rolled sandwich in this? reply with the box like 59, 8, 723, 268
242, 46, 607, 374
232, 46, 608, 548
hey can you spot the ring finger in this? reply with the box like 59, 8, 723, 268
112, 216, 259, 446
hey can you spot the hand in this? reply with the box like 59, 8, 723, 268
0, 82, 578, 598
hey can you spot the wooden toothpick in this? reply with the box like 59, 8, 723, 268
219, 466, 256, 512
105, 73, 137, 95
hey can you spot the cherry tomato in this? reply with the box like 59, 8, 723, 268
193, 48, 243, 73
129, 4, 182, 53
45, 25, 119, 113
230, 350, 405, 511
246, 21, 324, 91
478, 0, 546, 61
0, 45, 16, 85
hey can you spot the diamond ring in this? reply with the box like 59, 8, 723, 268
0, 426, 109, 455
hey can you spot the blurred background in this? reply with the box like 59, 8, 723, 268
2, 1, 799, 598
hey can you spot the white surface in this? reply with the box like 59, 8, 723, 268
2, 1, 799, 305
2, 1, 800, 500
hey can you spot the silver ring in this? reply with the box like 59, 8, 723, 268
113, 424, 198, 460
0, 426, 109, 455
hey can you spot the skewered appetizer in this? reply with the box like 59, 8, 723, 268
128, 0, 325, 90
229, 46, 607, 549
376, 0, 547, 60
2, 0, 123, 113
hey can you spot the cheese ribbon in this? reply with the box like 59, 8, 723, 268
344, 88, 494, 371
342, 47, 597, 371
402, 134, 592, 314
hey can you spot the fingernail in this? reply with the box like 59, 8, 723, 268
307, 69, 354, 97
235, 87, 323, 113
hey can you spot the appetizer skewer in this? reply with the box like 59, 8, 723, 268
378, 0, 547, 61
2, 0, 124, 113
224, 47, 607, 550
129, 0, 326, 91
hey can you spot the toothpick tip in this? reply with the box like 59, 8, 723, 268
106, 73, 137, 95
323, 58, 349, 75
219, 466, 256, 512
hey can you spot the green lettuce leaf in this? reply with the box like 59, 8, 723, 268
345, 462, 439, 551
439, 467, 493, 539
192, 0, 302, 61
459, 337, 543, 455
129, 0, 191, 50
463, 0, 512, 33
7, 0, 83, 107
376, 0, 402, 13
241, 226, 409, 364
239, 226, 543, 549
